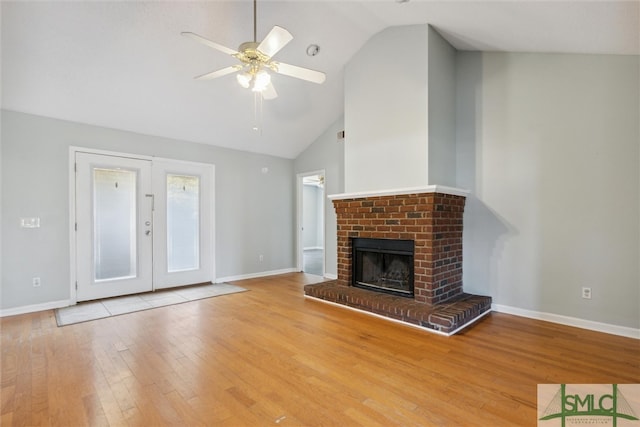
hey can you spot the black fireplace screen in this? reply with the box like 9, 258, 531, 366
352, 238, 414, 297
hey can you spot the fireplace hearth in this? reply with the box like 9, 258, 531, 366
304, 186, 492, 335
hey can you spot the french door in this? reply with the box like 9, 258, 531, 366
75, 153, 153, 301
74, 151, 214, 302
151, 159, 214, 289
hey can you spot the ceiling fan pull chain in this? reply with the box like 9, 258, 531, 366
253, 91, 263, 133
260, 93, 264, 132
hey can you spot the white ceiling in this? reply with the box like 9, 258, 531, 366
2, 1, 638, 159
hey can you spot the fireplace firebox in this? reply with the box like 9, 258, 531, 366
352, 238, 414, 297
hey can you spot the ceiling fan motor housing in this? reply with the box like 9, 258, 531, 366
237, 41, 269, 63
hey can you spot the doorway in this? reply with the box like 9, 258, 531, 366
72, 149, 214, 302
297, 171, 325, 276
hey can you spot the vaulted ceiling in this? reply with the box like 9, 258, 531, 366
2, 1, 638, 159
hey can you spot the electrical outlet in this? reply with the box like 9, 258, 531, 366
259, 254, 264, 262
32, 277, 41, 287
582, 287, 592, 299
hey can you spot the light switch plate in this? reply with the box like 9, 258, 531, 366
20, 217, 40, 228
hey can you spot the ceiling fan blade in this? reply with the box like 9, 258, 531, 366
272, 62, 326, 84
181, 32, 238, 56
262, 82, 278, 100
257, 26, 293, 58
194, 65, 241, 80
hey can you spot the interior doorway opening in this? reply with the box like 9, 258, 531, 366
297, 171, 325, 276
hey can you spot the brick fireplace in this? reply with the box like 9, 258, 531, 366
304, 186, 492, 335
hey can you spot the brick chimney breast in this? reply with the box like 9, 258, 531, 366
332, 186, 466, 305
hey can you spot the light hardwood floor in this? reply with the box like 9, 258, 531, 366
2, 273, 639, 426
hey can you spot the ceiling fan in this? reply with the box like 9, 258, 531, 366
182, 0, 326, 100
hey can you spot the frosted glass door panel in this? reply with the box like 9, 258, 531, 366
94, 168, 137, 281
167, 174, 200, 272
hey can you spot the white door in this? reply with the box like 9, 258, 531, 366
76, 153, 153, 301
152, 159, 214, 289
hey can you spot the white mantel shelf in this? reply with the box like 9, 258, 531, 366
328, 185, 470, 201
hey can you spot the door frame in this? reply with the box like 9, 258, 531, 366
68, 147, 216, 304
296, 169, 326, 275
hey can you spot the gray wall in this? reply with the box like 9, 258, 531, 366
294, 117, 344, 278
344, 25, 429, 193
342, 24, 458, 191
1, 110, 295, 309
427, 26, 457, 187
456, 52, 639, 329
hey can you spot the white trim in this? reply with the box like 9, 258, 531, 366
71, 146, 153, 161
305, 295, 492, 337
215, 268, 298, 284
492, 304, 640, 339
328, 185, 470, 201
0, 300, 71, 318
153, 157, 212, 167
323, 273, 338, 280
69, 148, 78, 303
209, 165, 216, 289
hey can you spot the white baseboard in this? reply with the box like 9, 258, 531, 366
1, 269, 299, 317
216, 268, 298, 284
323, 273, 337, 280
492, 304, 640, 339
0, 300, 71, 318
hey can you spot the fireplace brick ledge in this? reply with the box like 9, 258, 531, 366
304, 281, 492, 336
328, 185, 470, 201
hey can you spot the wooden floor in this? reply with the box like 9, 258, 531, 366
2, 273, 639, 426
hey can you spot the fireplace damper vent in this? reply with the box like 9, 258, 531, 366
352, 238, 414, 298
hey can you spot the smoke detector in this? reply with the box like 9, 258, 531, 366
306, 44, 320, 57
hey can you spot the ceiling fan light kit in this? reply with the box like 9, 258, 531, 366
182, 0, 326, 101
251, 70, 271, 92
